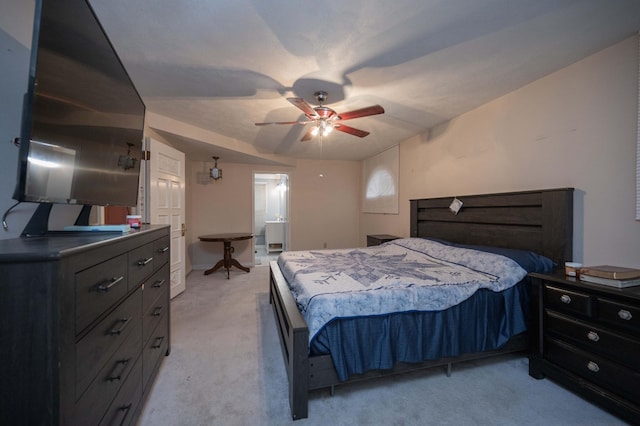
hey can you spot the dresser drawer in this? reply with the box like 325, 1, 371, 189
143, 283, 168, 346
76, 288, 142, 398
545, 311, 640, 371
597, 298, 640, 336
99, 357, 143, 426
153, 236, 170, 270
143, 263, 169, 314
546, 338, 640, 405
74, 323, 141, 423
76, 254, 128, 334
129, 243, 155, 289
143, 312, 169, 390
545, 285, 593, 317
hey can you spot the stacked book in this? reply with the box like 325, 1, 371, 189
579, 265, 640, 288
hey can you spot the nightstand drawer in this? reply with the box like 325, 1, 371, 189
546, 338, 640, 405
545, 285, 593, 317
545, 311, 640, 371
597, 298, 639, 336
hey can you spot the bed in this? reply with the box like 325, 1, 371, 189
269, 188, 574, 420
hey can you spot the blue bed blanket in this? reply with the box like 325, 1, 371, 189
277, 238, 528, 343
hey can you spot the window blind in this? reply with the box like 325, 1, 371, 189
362, 145, 399, 214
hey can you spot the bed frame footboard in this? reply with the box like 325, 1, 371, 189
269, 261, 309, 420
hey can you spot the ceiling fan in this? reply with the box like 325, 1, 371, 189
255, 91, 384, 141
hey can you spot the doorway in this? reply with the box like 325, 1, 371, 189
253, 172, 289, 266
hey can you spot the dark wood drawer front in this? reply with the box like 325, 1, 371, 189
597, 298, 639, 336
74, 325, 141, 423
129, 243, 155, 289
76, 254, 128, 334
545, 285, 592, 317
153, 236, 170, 270
545, 311, 640, 371
143, 312, 169, 390
143, 263, 169, 314
546, 338, 640, 404
143, 285, 168, 346
99, 358, 143, 426
76, 289, 142, 398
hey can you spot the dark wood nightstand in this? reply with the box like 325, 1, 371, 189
366, 234, 400, 247
528, 271, 640, 424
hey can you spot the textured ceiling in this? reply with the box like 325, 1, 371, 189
89, 0, 640, 163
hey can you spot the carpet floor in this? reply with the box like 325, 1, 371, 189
137, 265, 626, 425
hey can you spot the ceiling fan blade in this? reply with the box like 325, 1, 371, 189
300, 128, 315, 141
337, 105, 384, 121
334, 123, 370, 138
287, 98, 319, 118
254, 120, 312, 126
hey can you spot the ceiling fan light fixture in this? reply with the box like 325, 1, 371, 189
254, 91, 385, 141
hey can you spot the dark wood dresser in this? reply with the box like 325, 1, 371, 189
0, 225, 171, 425
529, 271, 640, 424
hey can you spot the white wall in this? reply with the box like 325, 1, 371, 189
290, 159, 362, 251
361, 36, 640, 268
188, 159, 361, 271
0, 0, 37, 239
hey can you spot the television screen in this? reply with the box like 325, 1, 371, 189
13, 0, 145, 207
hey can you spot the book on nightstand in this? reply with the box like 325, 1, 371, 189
579, 265, 640, 280
579, 273, 640, 288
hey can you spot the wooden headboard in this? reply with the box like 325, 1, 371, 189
410, 188, 574, 267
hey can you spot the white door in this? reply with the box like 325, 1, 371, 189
143, 138, 186, 298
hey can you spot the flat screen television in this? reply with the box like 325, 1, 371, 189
13, 0, 145, 210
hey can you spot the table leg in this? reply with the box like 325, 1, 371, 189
203, 240, 251, 279
230, 258, 250, 273
203, 259, 224, 276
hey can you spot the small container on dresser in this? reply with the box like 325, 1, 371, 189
0, 225, 171, 426
366, 234, 400, 247
528, 271, 640, 424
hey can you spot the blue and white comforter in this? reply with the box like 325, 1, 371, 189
277, 238, 527, 342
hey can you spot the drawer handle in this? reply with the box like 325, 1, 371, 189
560, 294, 572, 304
138, 257, 153, 266
587, 361, 600, 373
109, 317, 131, 335
152, 336, 164, 349
587, 331, 600, 342
157, 246, 169, 253
106, 359, 130, 382
97, 276, 124, 292
152, 279, 166, 288
112, 403, 133, 426
618, 309, 633, 321
153, 306, 163, 317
